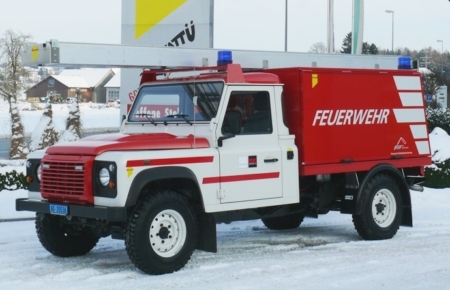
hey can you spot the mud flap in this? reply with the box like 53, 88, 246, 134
196, 212, 217, 253
340, 189, 359, 214
340, 173, 360, 214
402, 205, 413, 227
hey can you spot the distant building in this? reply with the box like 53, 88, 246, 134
25, 68, 116, 103
105, 69, 121, 102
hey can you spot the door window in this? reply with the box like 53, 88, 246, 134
221, 91, 272, 135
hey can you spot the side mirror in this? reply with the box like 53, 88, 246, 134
217, 134, 235, 147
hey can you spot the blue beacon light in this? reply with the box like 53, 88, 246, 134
398, 56, 412, 69
217, 50, 233, 66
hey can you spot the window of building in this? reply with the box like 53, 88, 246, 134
108, 90, 120, 101
48, 79, 55, 87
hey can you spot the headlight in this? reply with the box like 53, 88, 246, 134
99, 168, 110, 187
94, 161, 117, 198
26, 159, 42, 191
36, 165, 42, 182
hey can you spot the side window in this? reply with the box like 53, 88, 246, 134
221, 91, 272, 135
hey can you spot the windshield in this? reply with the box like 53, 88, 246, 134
129, 82, 224, 123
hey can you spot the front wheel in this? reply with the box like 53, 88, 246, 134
352, 174, 402, 240
35, 213, 99, 257
125, 191, 198, 275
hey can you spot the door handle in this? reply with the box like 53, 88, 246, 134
264, 158, 279, 163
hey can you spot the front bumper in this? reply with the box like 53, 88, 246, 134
16, 198, 128, 222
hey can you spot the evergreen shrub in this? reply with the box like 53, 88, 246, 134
426, 107, 450, 134
0, 171, 27, 191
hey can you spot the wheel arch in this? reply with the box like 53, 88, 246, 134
355, 164, 412, 226
125, 166, 204, 210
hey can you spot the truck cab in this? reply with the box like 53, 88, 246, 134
123, 65, 299, 209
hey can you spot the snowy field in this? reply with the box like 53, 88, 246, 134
0, 100, 120, 139
1, 101, 450, 288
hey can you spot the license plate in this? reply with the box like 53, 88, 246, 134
49, 204, 68, 216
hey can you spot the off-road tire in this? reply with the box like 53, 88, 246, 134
352, 174, 402, 240
35, 213, 99, 257
125, 191, 198, 275
262, 213, 305, 230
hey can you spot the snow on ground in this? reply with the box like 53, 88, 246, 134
1, 102, 450, 288
0, 99, 120, 139
0, 188, 450, 289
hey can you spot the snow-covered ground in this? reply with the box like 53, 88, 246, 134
0, 100, 120, 139
1, 102, 450, 288
1, 188, 450, 289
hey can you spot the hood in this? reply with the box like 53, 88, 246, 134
45, 133, 210, 156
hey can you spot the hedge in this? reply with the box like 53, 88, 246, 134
0, 171, 27, 191
426, 107, 450, 133
423, 159, 450, 189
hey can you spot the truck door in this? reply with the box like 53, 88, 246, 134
215, 87, 283, 203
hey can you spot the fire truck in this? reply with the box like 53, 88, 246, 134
17, 41, 431, 275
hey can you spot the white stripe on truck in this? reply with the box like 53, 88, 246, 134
393, 109, 426, 123
394, 76, 422, 91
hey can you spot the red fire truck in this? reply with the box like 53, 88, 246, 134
17, 45, 430, 275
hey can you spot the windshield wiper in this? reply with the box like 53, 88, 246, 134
165, 114, 192, 125
134, 113, 156, 125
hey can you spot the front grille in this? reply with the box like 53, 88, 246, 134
41, 155, 94, 204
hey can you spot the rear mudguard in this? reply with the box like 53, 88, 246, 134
340, 164, 412, 227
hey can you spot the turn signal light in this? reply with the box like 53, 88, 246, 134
26, 176, 33, 183
109, 181, 116, 189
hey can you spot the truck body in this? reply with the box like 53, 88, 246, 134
17, 59, 431, 274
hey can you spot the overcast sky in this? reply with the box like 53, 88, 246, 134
0, 0, 449, 53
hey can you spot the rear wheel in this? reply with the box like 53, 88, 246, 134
35, 213, 99, 257
262, 213, 305, 230
352, 174, 402, 240
125, 191, 198, 275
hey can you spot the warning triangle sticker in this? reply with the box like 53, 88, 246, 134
135, 0, 188, 39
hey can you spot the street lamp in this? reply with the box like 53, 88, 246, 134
437, 40, 444, 84
385, 10, 394, 53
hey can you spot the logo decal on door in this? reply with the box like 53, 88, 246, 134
249, 156, 257, 168
239, 156, 258, 168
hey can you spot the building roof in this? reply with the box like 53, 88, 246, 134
59, 68, 113, 87
52, 75, 90, 88
418, 67, 433, 75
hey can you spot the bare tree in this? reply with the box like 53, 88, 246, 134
309, 42, 327, 53
0, 30, 31, 159
420, 70, 440, 109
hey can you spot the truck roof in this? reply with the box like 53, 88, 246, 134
140, 64, 281, 86
140, 64, 421, 87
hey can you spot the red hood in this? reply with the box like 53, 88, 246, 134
45, 133, 210, 156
